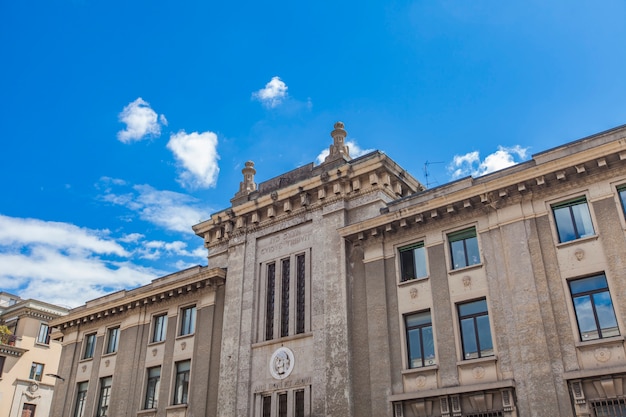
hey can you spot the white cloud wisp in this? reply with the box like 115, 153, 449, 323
167, 131, 220, 189
253, 76, 288, 108
117, 98, 166, 143
449, 145, 529, 179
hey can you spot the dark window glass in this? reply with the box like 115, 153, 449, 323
448, 228, 480, 269
105, 327, 119, 354
266, 263, 276, 341
570, 274, 619, 341
73, 382, 88, 417
593, 398, 626, 417
96, 376, 112, 417
281, 258, 290, 338
552, 197, 595, 243
83, 333, 96, 359
278, 393, 288, 417
22, 403, 36, 417
618, 186, 626, 218
152, 314, 167, 343
29, 362, 44, 381
296, 254, 306, 334
405, 311, 435, 368
36, 323, 50, 344
173, 360, 190, 405
0, 356, 5, 377
399, 242, 427, 281
179, 306, 196, 336
458, 299, 493, 360
262, 396, 271, 417
144, 366, 161, 409
295, 390, 305, 417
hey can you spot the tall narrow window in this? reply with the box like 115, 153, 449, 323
0, 356, 5, 378
281, 258, 290, 338
73, 382, 88, 417
83, 333, 96, 359
552, 197, 595, 243
569, 274, 619, 341
36, 323, 50, 344
449, 228, 480, 270
173, 360, 190, 405
618, 185, 626, 217
266, 263, 276, 341
21, 403, 36, 417
296, 254, 306, 334
144, 366, 161, 409
458, 299, 494, 360
262, 395, 272, 417
105, 327, 119, 354
152, 314, 167, 343
179, 306, 196, 336
399, 242, 428, 281
29, 362, 44, 381
405, 311, 435, 368
278, 392, 288, 417
295, 390, 305, 417
96, 376, 112, 417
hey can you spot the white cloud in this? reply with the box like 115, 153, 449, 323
117, 98, 166, 143
137, 239, 205, 261
167, 130, 220, 189
252, 76, 288, 108
315, 140, 374, 165
449, 146, 529, 179
100, 182, 211, 234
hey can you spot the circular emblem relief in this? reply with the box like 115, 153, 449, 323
269, 347, 295, 380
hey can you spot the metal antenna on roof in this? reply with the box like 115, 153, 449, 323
424, 160, 444, 188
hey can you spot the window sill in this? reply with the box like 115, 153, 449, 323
166, 404, 188, 411
448, 263, 483, 276
574, 335, 624, 348
136, 409, 157, 417
34, 342, 50, 348
175, 333, 195, 341
78, 357, 93, 363
252, 332, 313, 348
102, 351, 117, 358
402, 364, 438, 375
398, 277, 429, 287
456, 355, 497, 367
147, 340, 166, 347
556, 234, 598, 248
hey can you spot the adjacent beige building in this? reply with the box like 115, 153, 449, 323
49, 122, 626, 417
0, 292, 69, 417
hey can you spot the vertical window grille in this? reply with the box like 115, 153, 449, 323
265, 263, 276, 341
278, 392, 288, 417
281, 258, 290, 338
296, 254, 306, 334
96, 376, 112, 417
593, 398, 626, 416
74, 382, 88, 417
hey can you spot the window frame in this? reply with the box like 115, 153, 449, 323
179, 305, 197, 337
73, 381, 88, 417
96, 376, 113, 417
82, 333, 97, 359
144, 366, 161, 409
29, 362, 44, 381
173, 360, 191, 405
569, 273, 620, 341
448, 227, 481, 270
151, 313, 168, 343
404, 310, 435, 369
618, 185, 626, 218
105, 326, 120, 354
551, 196, 595, 243
398, 241, 428, 282
457, 298, 494, 360
36, 323, 50, 345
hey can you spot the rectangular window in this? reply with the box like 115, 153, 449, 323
405, 311, 435, 368
152, 314, 168, 343
618, 186, 626, 217
0, 356, 5, 377
36, 323, 50, 345
278, 392, 288, 417
593, 398, 626, 416
569, 274, 619, 341
82, 333, 96, 359
179, 306, 196, 336
295, 390, 305, 417
173, 360, 190, 405
96, 376, 112, 417
262, 395, 271, 417
105, 327, 119, 354
399, 242, 427, 281
29, 362, 44, 381
458, 299, 494, 360
449, 228, 480, 270
22, 403, 36, 417
263, 252, 309, 341
144, 366, 161, 409
73, 382, 88, 417
552, 197, 595, 243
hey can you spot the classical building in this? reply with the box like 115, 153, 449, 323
50, 122, 626, 417
0, 292, 69, 417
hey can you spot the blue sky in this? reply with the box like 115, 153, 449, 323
1, 1, 625, 307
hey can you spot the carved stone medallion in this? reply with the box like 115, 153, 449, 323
269, 347, 295, 380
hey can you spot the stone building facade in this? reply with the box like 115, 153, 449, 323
0, 292, 69, 417
49, 122, 626, 417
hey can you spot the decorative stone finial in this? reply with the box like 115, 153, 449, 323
324, 121, 351, 163
239, 161, 257, 194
